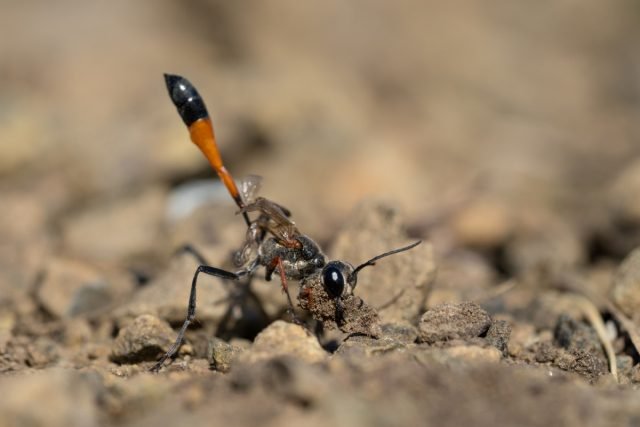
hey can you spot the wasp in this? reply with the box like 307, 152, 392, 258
151, 74, 420, 371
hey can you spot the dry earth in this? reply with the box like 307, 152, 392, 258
1, 2, 640, 426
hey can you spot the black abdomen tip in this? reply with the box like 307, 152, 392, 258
163, 73, 209, 126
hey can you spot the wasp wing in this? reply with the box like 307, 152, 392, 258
238, 174, 263, 205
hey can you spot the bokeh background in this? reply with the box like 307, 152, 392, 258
1, 0, 640, 298
4, 2, 640, 426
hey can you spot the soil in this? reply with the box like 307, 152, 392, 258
2, 2, 640, 426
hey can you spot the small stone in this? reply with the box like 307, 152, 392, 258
208, 337, 244, 372
554, 315, 605, 357
555, 348, 608, 381
418, 302, 492, 344
485, 320, 511, 356
531, 341, 558, 364
239, 321, 327, 365
110, 315, 175, 364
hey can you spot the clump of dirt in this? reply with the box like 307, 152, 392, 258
417, 301, 492, 344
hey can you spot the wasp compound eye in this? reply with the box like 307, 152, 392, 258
322, 262, 346, 298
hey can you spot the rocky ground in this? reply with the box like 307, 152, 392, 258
2, 1, 640, 426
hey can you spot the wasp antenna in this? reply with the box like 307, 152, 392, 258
350, 240, 422, 287
164, 73, 250, 226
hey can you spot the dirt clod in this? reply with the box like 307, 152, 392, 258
485, 319, 512, 356
418, 302, 492, 344
238, 320, 327, 365
555, 348, 608, 381
208, 337, 244, 372
110, 315, 175, 364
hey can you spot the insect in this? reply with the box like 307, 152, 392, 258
151, 74, 421, 371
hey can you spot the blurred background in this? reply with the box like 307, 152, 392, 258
1, 0, 640, 296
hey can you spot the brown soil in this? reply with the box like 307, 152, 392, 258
2, 2, 640, 426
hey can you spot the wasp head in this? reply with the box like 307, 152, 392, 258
297, 241, 421, 338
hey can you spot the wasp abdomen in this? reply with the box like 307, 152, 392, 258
164, 74, 209, 126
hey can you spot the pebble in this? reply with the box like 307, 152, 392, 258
485, 319, 512, 356
418, 301, 492, 344
110, 314, 175, 364
554, 348, 608, 381
554, 315, 605, 357
208, 337, 244, 372
238, 321, 327, 365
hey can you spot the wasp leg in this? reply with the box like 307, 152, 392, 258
174, 243, 209, 265
173, 244, 238, 296
150, 265, 239, 372
334, 297, 346, 327
174, 245, 269, 342
176, 243, 262, 277
273, 257, 303, 325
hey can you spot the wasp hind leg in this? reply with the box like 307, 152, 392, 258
150, 265, 239, 372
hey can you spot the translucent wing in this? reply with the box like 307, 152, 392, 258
239, 175, 263, 205
240, 197, 300, 244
